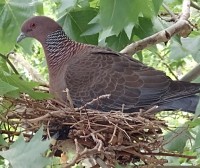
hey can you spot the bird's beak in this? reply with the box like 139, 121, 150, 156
16, 32, 26, 43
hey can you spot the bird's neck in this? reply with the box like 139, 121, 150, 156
43, 29, 83, 75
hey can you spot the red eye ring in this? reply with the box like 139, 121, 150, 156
30, 23, 36, 29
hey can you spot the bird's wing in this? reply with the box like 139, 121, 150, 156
65, 48, 171, 111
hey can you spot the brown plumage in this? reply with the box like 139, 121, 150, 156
17, 16, 200, 113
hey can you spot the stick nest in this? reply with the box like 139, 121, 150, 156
2, 96, 188, 167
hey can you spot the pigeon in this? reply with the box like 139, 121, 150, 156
17, 16, 200, 113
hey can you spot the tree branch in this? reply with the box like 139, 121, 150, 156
191, 0, 200, 11
180, 64, 200, 81
120, 0, 191, 56
162, 3, 177, 21
9, 52, 47, 84
0, 52, 19, 75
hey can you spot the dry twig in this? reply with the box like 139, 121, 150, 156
0, 96, 196, 167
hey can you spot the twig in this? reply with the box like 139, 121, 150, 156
0, 52, 19, 75
154, 51, 178, 80
64, 138, 102, 168
79, 94, 110, 110
9, 52, 46, 83
120, 0, 192, 55
109, 125, 118, 144
3, 96, 188, 166
96, 157, 109, 168
180, 64, 200, 81
162, 3, 177, 21
143, 105, 159, 114
191, 0, 200, 10
63, 88, 75, 111
104, 115, 132, 142
80, 128, 108, 138
142, 151, 196, 159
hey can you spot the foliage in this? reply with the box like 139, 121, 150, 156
0, 127, 51, 168
0, 0, 200, 167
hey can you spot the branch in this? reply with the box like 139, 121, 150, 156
64, 137, 103, 168
162, 3, 177, 21
142, 151, 196, 159
154, 52, 179, 80
120, 0, 191, 56
180, 64, 200, 81
191, 0, 200, 11
0, 52, 19, 75
9, 52, 47, 84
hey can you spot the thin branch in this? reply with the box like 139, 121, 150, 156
64, 138, 102, 168
162, 3, 177, 20
154, 51, 179, 80
78, 94, 110, 110
63, 88, 75, 111
181, 0, 191, 20
180, 64, 200, 81
142, 151, 196, 159
9, 52, 47, 84
191, 0, 200, 10
120, 0, 192, 56
0, 52, 19, 75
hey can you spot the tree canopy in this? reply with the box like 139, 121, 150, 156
1, 0, 200, 167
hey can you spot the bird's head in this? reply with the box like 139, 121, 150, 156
17, 16, 61, 43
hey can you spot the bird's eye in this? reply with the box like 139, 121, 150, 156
30, 23, 36, 29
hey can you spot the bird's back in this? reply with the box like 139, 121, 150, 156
63, 46, 200, 113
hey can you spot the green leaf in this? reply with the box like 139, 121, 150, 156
124, 23, 134, 40
133, 17, 155, 39
58, 7, 98, 45
57, 0, 78, 15
99, 27, 114, 43
106, 31, 131, 51
0, 134, 8, 147
81, 23, 102, 36
99, 0, 138, 34
0, 0, 42, 54
152, 0, 163, 14
193, 126, 200, 150
187, 118, 200, 127
0, 79, 18, 95
0, 127, 51, 168
163, 127, 191, 152
169, 36, 200, 62
0, 73, 51, 100
169, 40, 189, 60
136, 51, 143, 62
195, 98, 200, 117
181, 36, 200, 63
0, 56, 10, 73
99, 0, 158, 35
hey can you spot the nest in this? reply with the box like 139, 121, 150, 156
0, 96, 195, 167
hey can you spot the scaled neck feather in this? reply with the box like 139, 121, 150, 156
44, 29, 82, 74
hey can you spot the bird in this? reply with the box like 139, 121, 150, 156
17, 16, 200, 113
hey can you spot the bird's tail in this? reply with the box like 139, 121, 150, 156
158, 81, 200, 113
158, 95, 200, 113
